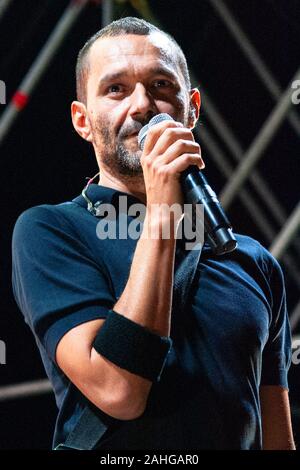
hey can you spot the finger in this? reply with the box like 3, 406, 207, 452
156, 139, 202, 166
145, 126, 195, 158
165, 153, 205, 175
143, 120, 184, 154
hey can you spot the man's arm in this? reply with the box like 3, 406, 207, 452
56, 120, 203, 420
260, 385, 295, 450
56, 230, 176, 421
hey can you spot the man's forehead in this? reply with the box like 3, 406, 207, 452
88, 32, 178, 72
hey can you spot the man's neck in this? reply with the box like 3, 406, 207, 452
98, 171, 147, 204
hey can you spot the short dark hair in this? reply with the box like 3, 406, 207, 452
76, 16, 191, 103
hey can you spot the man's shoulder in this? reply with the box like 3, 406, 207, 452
15, 202, 61, 222
234, 233, 281, 275
235, 233, 265, 253
13, 200, 84, 236
12, 198, 101, 265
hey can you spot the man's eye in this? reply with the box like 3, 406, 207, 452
107, 84, 123, 94
153, 80, 172, 88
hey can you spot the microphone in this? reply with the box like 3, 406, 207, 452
138, 113, 237, 255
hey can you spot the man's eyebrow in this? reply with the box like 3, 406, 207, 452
148, 66, 178, 81
97, 71, 127, 89
97, 67, 179, 89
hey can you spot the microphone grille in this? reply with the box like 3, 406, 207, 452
138, 113, 174, 150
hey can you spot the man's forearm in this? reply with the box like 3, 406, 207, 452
113, 212, 177, 337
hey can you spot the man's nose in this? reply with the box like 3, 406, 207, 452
129, 83, 157, 122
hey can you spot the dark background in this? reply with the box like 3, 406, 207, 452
0, 0, 299, 449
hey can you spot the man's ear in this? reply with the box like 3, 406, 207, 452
71, 101, 92, 142
188, 88, 201, 129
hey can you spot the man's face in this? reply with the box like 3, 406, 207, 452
84, 33, 191, 179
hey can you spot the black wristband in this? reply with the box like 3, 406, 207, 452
92, 310, 172, 382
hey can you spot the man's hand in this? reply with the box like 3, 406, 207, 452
141, 120, 204, 210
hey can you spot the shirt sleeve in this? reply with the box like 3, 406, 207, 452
260, 253, 292, 389
12, 205, 115, 364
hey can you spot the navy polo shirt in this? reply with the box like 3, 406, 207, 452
12, 184, 292, 449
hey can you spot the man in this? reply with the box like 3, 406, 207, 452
12, 17, 295, 450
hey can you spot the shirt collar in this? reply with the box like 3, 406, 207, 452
72, 183, 143, 209
72, 183, 212, 252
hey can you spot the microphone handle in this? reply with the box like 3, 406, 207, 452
180, 166, 237, 255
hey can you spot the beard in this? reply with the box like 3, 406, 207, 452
90, 105, 190, 179
91, 114, 146, 178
